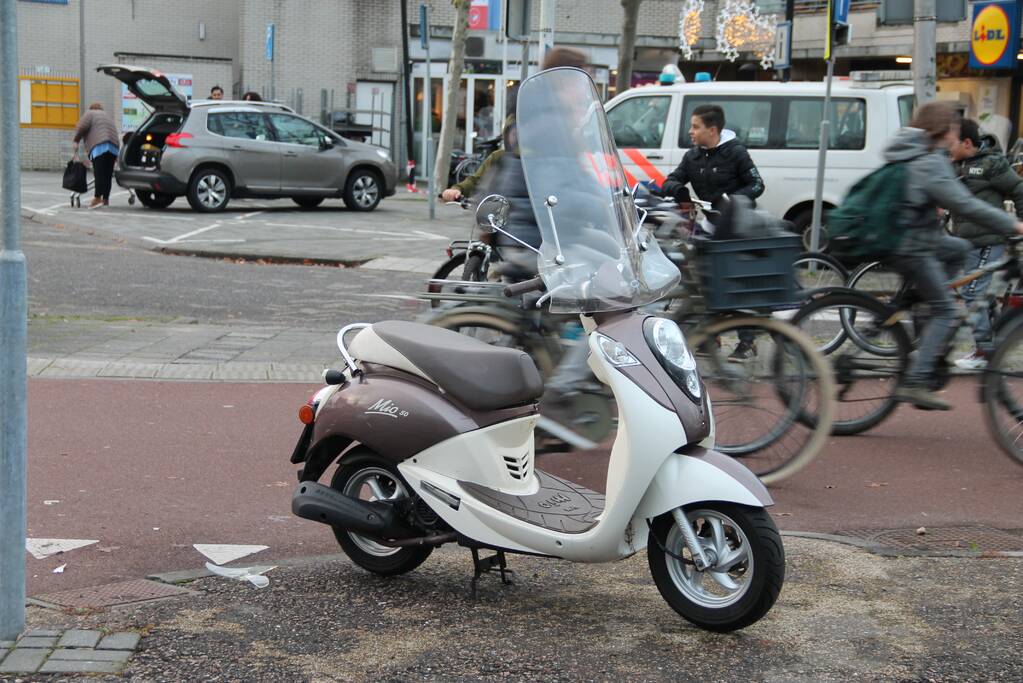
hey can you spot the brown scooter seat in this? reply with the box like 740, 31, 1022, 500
371, 321, 544, 411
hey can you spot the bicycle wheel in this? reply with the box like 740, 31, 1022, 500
982, 318, 1023, 467
427, 253, 467, 309
686, 316, 835, 485
790, 291, 911, 436
847, 260, 905, 306
793, 251, 848, 298
460, 249, 488, 281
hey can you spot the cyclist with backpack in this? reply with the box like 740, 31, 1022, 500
831, 102, 1023, 410
947, 118, 1023, 370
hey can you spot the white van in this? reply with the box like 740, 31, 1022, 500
604, 72, 915, 242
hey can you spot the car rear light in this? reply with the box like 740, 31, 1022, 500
1008, 294, 1023, 309
165, 132, 193, 148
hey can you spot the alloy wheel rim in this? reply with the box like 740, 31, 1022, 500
664, 509, 753, 608
197, 175, 226, 208
352, 175, 379, 208
342, 466, 407, 556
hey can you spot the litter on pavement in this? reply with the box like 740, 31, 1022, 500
205, 562, 275, 588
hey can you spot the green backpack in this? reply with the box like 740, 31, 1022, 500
827, 161, 910, 261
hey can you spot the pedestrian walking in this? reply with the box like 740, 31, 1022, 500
72, 102, 120, 209
210, 85, 225, 100
242, 91, 262, 102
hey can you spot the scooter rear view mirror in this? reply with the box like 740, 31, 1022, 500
474, 194, 510, 234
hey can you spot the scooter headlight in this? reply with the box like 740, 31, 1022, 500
643, 317, 702, 401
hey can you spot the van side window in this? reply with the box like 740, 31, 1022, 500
680, 97, 775, 148
207, 112, 271, 142
898, 95, 915, 127
607, 96, 671, 148
786, 98, 865, 150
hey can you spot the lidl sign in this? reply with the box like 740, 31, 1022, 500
970, 0, 1020, 69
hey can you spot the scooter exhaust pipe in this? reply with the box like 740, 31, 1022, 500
291, 482, 417, 539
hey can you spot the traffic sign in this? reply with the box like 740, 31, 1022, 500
775, 21, 792, 70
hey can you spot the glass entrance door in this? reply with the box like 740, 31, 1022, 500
412, 73, 504, 170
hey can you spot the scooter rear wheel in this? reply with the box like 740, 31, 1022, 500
330, 455, 433, 576
647, 503, 784, 632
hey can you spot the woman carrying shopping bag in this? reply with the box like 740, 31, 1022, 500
72, 103, 120, 208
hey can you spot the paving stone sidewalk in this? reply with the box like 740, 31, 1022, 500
29, 317, 343, 382
0, 629, 140, 675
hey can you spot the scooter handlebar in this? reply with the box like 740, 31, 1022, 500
503, 277, 545, 297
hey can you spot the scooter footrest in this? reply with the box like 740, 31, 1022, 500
459, 469, 604, 534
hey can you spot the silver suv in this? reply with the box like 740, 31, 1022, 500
102, 65, 397, 212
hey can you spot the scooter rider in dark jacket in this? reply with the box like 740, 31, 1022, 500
660, 104, 766, 360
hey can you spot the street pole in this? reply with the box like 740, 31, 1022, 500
500, 1, 508, 126
912, 0, 937, 104
421, 4, 435, 219
79, 0, 86, 110
0, 0, 28, 641
538, 0, 555, 68
782, 0, 794, 82
809, 56, 833, 253
400, 0, 415, 185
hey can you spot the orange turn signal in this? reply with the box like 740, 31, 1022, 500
298, 404, 315, 425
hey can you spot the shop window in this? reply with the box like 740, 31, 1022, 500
19, 76, 80, 129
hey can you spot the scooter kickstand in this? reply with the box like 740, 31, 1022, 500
469, 548, 515, 599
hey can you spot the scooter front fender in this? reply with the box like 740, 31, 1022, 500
633, 445, 773, 522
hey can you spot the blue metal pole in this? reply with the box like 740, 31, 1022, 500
0, 0, 28, 640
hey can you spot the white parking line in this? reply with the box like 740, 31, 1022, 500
22, 205, 56, 215
264, 222, 444, 240
234, 210, 266, 221
165, 238, 247, 244
145, 214, 197, 222
142, 222, 225, 245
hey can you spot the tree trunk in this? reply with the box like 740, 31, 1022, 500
616, 0, 642, 95
434, 0, 472, 190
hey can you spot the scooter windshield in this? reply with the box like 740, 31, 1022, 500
517, 68, 680, 314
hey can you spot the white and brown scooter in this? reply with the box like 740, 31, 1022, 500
288, 67, 783, 632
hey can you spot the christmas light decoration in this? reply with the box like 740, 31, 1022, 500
714, 0, 777, 68
678, 0, 705, 61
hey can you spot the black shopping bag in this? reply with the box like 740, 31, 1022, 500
62, 160, 88, 193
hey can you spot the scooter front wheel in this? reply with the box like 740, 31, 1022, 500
647, 503, 784, 632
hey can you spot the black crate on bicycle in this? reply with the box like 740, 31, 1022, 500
693, 235, 801, 311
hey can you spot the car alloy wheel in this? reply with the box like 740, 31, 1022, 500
351, 174, 379, 209
196, 173, 227, 209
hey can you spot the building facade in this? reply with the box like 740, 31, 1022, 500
10, 0, 1022, 171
